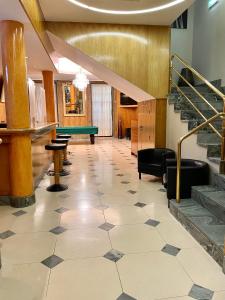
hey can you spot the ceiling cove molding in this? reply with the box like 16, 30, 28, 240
67, 0, 185, 15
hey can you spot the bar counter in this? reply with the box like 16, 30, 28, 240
0, 123, 57, 201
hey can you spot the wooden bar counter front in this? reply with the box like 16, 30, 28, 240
0, 123, 56, 207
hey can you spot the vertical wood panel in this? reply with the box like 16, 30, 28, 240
46, 22, 170, 98
137, 99, 166, 150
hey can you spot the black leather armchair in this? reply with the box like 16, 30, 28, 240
138, 148, 176, 181
165, 158, 209, 201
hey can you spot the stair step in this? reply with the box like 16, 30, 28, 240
208, 157, 221, 165
197, 132, 221, 145
170, 198, 225, 267
188, 120, 222, 131
181, 110, 217, 121
174, 101, 223, 112
192, 185, 225, 223
207, 144, 221, 158
213, 173, 225, 190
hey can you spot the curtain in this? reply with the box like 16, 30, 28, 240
28, 80, 47, 127
91, 84, 112, 136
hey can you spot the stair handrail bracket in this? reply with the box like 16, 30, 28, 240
170, 54, 225, 203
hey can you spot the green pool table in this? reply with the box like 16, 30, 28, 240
56, 126, 99, 144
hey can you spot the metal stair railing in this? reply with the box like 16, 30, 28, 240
170, 54, 225, 203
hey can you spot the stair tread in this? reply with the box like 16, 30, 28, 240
208, 157, 221, 164
200, 190, 225, 207
170, 198, 225, 248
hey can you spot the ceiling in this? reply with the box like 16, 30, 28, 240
0, 0, 55, 75
39, 0, 195, 25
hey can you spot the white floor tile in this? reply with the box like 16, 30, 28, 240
177, 247, 225, 291
110, 224, 165, 253
117, 252, 193, 300
46, 258, 122, 300
54, 228, 111, 259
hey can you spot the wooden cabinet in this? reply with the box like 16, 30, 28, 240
131, 99, 166, 152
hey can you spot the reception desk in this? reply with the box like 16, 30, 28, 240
0, 123, 57, 206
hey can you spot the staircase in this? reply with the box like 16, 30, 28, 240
168, 82, 224, 163
168, 81, 225, 272
170, 173, 225, 273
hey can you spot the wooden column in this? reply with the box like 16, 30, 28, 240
1, 20, 35, 207
42, 70, 56, 138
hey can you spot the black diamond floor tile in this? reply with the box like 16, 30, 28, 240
49, 226, 67, 235
128, 190, 137, 194
55, 207, 69, 214
188, 284, 214, 300
0, 230, 16, 239
145, 219, 160, 227
134, 202, 146, 208
117, 293, 137, 300
161, 244, 181, 256
41, 255, 64, 269
103, 249, 124, 262
12, 210, 27, 217
121, 181, 130, 184
98, 222, 115, 231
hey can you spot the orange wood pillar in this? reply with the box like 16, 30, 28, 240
1, 20, 35, 207
42, 70, 56, 138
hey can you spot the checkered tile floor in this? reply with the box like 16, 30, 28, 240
0, 138, 225, 300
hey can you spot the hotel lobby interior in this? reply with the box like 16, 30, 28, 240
0, 0, 225, 299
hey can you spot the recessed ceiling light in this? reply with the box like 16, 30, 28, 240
67, 0, 185, 15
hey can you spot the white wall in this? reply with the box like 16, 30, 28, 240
192, 0, 225, 85
171, 6, 194, 64
166, 102, 219, 174
171, 6, 194, 82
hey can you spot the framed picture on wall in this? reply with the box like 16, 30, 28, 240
62, 83, 86, 116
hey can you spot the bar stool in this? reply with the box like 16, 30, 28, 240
56, 134, 72, 166
51, 138, 70, 176
45, 143, 68, 192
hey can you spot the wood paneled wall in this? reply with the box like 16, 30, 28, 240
46, 22, 170, 99
138, 99, 167, 150
113, 89, 138, 138
56, 81, 92, 126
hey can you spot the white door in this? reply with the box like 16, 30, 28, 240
91, 84, 112, 136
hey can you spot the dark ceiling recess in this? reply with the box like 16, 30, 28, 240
172, 9, 188, 29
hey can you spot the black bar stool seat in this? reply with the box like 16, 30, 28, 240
57, 134, 72, 139
45, 143, 68, 192
45, 143, 66, 151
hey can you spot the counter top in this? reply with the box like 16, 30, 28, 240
0, 122, 58, 135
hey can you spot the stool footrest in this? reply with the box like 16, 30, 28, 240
63, 160, 72, 166
47, 184, 68, 192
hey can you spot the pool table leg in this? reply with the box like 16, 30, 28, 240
90, 134, 95, 144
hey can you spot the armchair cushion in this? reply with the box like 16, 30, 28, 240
165, 158, 209, 200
